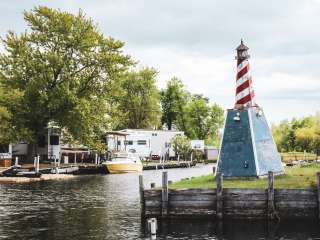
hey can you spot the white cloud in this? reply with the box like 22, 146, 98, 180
0, 0, 319, 123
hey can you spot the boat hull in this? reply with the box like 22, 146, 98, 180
104, 163, 143, 174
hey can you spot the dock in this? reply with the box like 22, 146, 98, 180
140, 171, 320, 220
0, 174, 76, 183
143, 161, 196, 170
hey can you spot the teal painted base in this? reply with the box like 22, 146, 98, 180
217, 108, 284, 177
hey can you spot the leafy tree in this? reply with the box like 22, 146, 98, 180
272, 112, 320, 153
171, 135, 191, 160
160, 77, 189, 130
111, 68, 161, 129
185, 95, 224, 141
0, 6, 132, 157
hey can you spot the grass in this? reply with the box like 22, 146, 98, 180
169, 163, 320, 189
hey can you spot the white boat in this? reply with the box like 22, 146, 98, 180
103, 152, 143, 174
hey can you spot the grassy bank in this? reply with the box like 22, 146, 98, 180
169, 163, 320, 189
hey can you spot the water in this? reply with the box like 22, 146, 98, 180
0, 164, 319, 240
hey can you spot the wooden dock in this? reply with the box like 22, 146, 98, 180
143, 161, 196, 170
140, 171, 320, 220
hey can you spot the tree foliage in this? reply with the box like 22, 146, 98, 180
110, 67, 161, 129
171, 135, 191, 160
272, 113, 320, 153
160, 77, 189, 130
161, 78, 224, 145
0, 6, 132, 150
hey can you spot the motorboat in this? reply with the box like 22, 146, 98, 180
103, 152, 143, 173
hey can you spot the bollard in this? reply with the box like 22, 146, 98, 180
147, 218, 157, 236
36, 155, 40, 173
95, 153, 98, 165
15, 157, 19, 167
34, 156, 37, 169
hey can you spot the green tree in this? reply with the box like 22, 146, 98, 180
160, 77, 189, 130
0, 6, 132, 157
171, 135, 191, 160
185, 95, 224, 141
111, 68, 160, 129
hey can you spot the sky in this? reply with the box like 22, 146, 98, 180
0, 0, 319, 123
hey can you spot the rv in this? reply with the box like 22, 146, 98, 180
107, 129, 184, 160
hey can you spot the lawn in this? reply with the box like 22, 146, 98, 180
169, 163, 320, 189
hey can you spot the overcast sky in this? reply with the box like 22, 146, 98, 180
1, 0, 319, 123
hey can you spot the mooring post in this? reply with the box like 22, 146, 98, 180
216, 173, 223, 220
33, 156, 37, 169
267, 171, 275, 220
317, 172, 320, 220
139, 175, 145, 217
162, 171, 168, 218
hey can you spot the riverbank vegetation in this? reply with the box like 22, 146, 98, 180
169, 163, 320, 189
272, 113, 320, 154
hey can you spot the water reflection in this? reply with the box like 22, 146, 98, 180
0, 164, 319, 239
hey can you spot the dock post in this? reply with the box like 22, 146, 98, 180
267, 171, 275, 220
33, 156, 37, 169
161, 171, 168, 218
139, 175, 145, 217
317, 172, 320, 220
216, 173, 223, 220
35, 155, 40, 173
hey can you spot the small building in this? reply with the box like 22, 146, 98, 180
0, 144, 12, 167
191, 140, 205, 151
204, 146, 219, 160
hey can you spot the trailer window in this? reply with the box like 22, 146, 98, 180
137, 140, 147, 145
124, 140, 133, 145
50, 135, 60, 145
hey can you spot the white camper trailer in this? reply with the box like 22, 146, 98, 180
118, 129, 184, 160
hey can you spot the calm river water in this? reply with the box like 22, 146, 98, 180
0, 164, 319, 240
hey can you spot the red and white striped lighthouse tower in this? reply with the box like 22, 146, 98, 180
234, 39, 256, 109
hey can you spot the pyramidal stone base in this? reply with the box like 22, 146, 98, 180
216, 107, 284, 177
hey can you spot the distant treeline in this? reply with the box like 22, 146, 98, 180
272, 113, 320, 154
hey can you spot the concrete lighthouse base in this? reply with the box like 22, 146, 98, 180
216, 107, 284, 177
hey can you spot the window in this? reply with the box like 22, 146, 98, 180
152, 133, 158, 136
117, 141, 121, 145
137, 140, 147, 145
50, 135, 59, 145
38, 135, 46, 147
0, 144, 9, 153
124, 140, 133, 145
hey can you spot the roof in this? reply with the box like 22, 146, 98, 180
106, 131, 130, 136
236, 39, 249, 51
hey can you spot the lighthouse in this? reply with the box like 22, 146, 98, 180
216, 40, 284, 177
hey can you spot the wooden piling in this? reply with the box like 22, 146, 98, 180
267, 171, 275, 220
216, 173, 223, 220
161, 171, 168, 217
139, 175, 145, 217
317, 172, 320, 220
